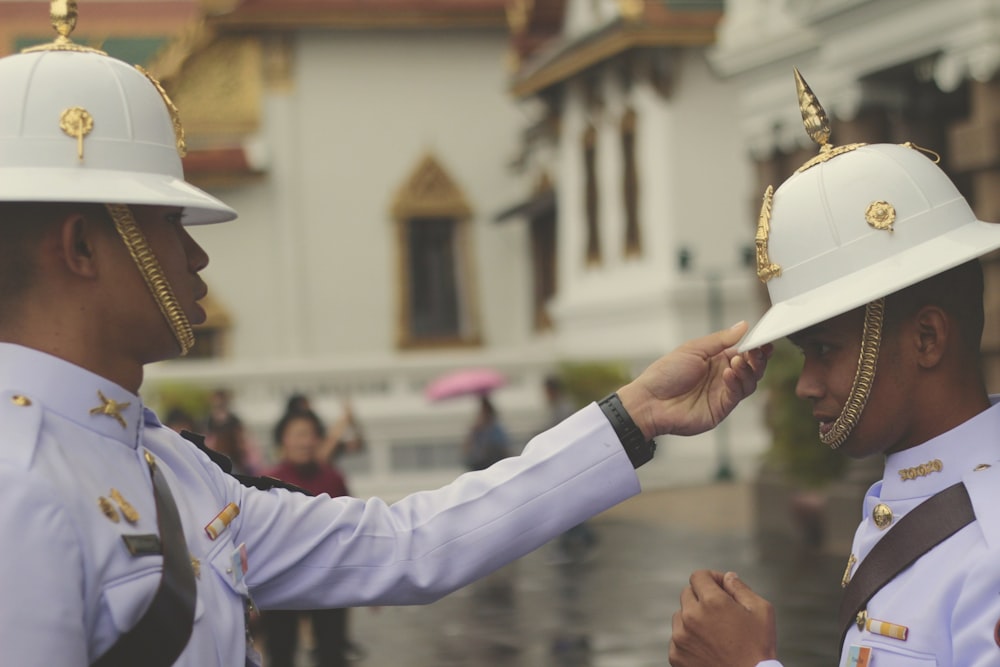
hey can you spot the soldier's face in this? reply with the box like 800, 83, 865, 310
131, 205, 211, 325
790, 307, 912, 458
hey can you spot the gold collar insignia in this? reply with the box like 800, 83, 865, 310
89, 390, 131, 429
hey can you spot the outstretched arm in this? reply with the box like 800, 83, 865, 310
618, 321, 772, 440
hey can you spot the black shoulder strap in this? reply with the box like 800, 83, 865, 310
838, 482, 976, 648
180, 430, 313, 496
91, 453, 196, 667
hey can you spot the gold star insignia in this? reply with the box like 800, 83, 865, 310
89, 390, 131, 429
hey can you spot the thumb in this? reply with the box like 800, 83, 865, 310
722, 571, 756, 611
687, 321, 748, 357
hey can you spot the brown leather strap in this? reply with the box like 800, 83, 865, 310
838, 482, 975, 649
92, 452, 197, 667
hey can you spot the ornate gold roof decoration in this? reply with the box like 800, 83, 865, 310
21, 0, 107, 55
506, 0, 533, 34
618, 0, 645, 22
793, 68, 866, 173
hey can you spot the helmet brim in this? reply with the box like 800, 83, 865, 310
737, 219, 1000, 352
0, 167, 236, 225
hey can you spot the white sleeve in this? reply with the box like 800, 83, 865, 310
234, 403, 642, 609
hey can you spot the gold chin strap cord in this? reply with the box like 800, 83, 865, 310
105, 204, 195, 355
821, 298, 885, 449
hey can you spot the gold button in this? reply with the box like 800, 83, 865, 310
974, 463, 992, 472
10, 394, 31, 407
872, 503, 893, 529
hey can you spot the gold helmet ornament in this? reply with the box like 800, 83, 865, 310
739, 69, 1000, 448
0, 1, 237, 354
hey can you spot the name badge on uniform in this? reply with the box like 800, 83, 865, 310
231, 542, 248, 586
845, 645, 871, 667
121, 533, 162, 556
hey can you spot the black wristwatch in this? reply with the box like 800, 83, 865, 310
598, 392, 656, 468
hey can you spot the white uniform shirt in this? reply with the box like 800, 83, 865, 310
758, 399, 1000, 667
0, 344, 641, 666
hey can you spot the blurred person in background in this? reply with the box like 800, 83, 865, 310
462, 395, 511, 471
262, 409, 351, 667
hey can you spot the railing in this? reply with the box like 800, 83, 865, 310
144, 348, 769, 501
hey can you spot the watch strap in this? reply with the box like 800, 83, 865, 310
598, 392, 656, 468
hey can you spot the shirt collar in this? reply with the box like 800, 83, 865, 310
879, 396, 1000, 500
0, 343, 144, 449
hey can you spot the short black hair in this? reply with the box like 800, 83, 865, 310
273, 408, 326, 446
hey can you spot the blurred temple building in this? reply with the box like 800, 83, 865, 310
7, 0, 998, 500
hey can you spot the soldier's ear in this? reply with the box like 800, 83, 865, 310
57, 211, 101, 279
912, 305, 949, 369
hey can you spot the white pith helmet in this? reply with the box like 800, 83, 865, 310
0, 47, 236, 225
738, 79, 1000, 352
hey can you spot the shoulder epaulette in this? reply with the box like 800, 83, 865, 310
964, 463, 1000, 548
178, 429, 313, 496
0, 391, 43, 469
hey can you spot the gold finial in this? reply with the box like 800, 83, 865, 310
51, 0, 78, 45
792, 68, 867, 173
21, 0, 106, 55
794, 67, 831, 149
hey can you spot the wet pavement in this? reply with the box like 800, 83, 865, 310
337, 482, 846, 667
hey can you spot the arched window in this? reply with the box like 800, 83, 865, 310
391, 154, 481, 348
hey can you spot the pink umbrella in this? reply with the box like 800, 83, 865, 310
425, 368, 507, 401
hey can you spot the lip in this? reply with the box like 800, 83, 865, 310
813, 412, 837, 435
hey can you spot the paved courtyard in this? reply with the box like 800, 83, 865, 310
328, 482, 846, 667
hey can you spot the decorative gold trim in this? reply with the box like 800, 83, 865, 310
135, 66, 187, 158
902, 141, 941, 164
821, 298, 884, 449
105, 204, 195, 355
11, 395, 31, 407
795, 143, 867, 173
841, 553, 856, 588
755, 185, 781, 283
391, 154, 473, 221
506, 0, 533, 34
618, 0, 645, 22
898, 458, 943, 481
865, 201, 895, 231
59, 107, 93, 161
